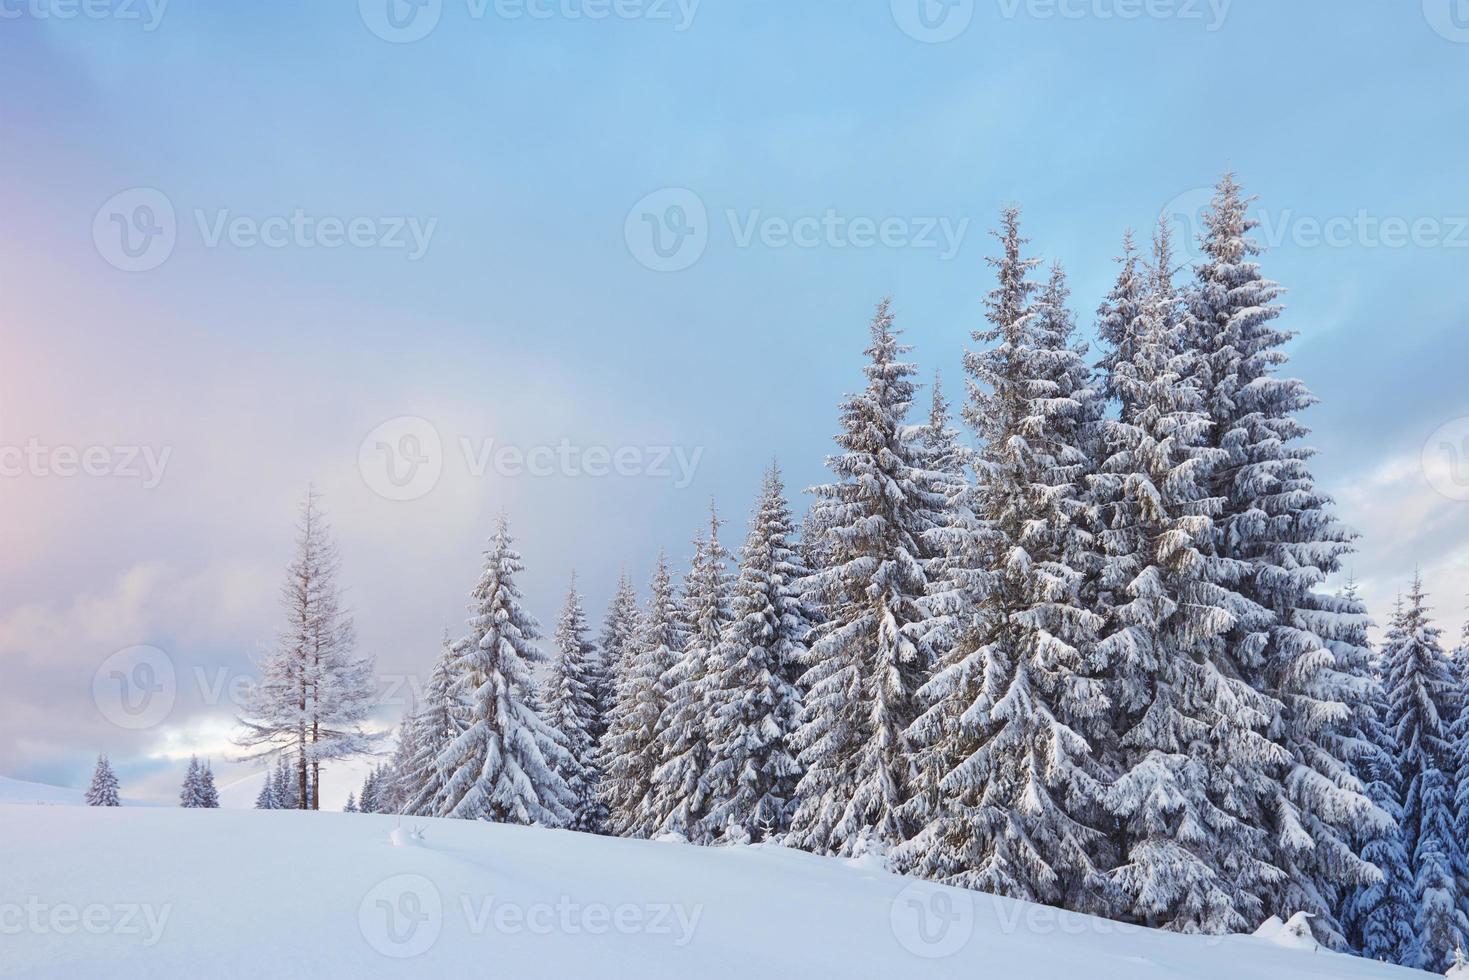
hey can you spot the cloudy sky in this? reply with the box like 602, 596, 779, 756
2, 0, 1467, 805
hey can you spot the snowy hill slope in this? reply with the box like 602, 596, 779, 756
0, 805, 1419, 980
0, 775, 157, 808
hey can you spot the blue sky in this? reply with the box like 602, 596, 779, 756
2, 0, 1467, 802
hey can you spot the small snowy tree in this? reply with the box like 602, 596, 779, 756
702, 464, 811, 841
85, 755, 121, 807
237, 490, 382, 809
596, 574, 640, 743
344, 792, 359, 813
180, 756, 219, 808
787, 298, 942, 857
601, 554, 685, 838
402, 632, 462, 817
431, 517, 572, 826
254, 774, 278, 810
1340, 587, 1415, 965
1383, 578, 1467, 969
649, 505, 734, 843
546, 573, 608, 833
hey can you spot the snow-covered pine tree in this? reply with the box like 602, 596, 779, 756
702, 463, 811, 841
901, 222, 1113, 912
403, 632, 462, 817
359, 767, 380, 814
1452, 611, 1469, 939
596, 574, 639, 744
1095, 229, 1145, 416
1185, 173, 1380, 944
432, 516, 572, 826
546, 572, 607, 833
237, 490, 381, 809
180, 756, 218, 808
85, 755, 121, 806
180, 756, 204, 807
344, 792, 358, 813
254, 774, 277, 810
648, 505, 734, 843
601, 554, 686, 838
1383, 577, 1467, 969
1339, 582, 1414, 964
379, 701, 420, 815
199, 761, 220, 808
272, 754, 299, 810
1090, 220, 1284, 934
786, 298, 941, 858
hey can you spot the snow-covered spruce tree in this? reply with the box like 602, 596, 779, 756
254, 774, 277, 810
344, 792, 358, 813
199, 761, 220, 808
378, 701, 420, 815
1186, 173, 1381, 944
702, 463, 811, 842
786, 298, 942, 858
601, 554, 685, 838
596, 574, 640, 743
648, 506, 734, 843
85, 755, 121, 806
1452, 613, 1469, 938
403, 632, 462, 817
181, 756, 219, 808
901, 222, 1113, 912
359, 766, 381, 814
1089, 221, 1284, 934
1383, 578, 1467, 969
1095, 229, 1145, 416
546, 573, 608, 833
1339, 583, 1414, 964
272, 753, 300, 810
237, 490, 381, 809
180, 756, 204, 807
432, 517, 572, 826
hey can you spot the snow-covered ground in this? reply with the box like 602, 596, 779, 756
0, 775, 158, 808
0, 804, 1419, 980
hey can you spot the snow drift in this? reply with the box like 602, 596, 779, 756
0, 804, 1422, 979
